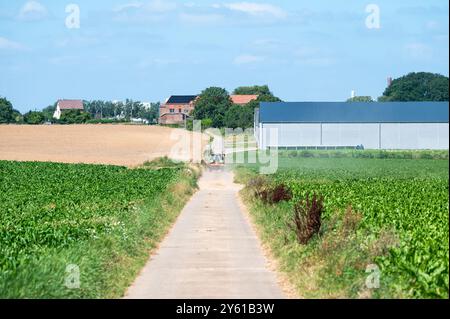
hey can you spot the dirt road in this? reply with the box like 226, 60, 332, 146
125, 168, 285, 299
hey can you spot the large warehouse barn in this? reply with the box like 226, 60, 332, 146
254, 102, 449, 150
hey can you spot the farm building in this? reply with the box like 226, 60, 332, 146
53, 99, 84, 120
254, 102, 449, 150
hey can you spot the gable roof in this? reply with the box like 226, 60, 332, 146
258, 102, 449, 123
166, 95, 198, 104
58, 99, 84, 110
231, 95, 258, 105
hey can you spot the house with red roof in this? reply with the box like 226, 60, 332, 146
159, 95, 198, 125
53, 100, 84, 120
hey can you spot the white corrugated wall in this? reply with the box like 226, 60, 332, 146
259, 123, 449, 150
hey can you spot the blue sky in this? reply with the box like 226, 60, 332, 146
0, 0, 448, 112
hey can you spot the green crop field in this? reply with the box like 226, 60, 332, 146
0, 160, 198, 298
235, 152, 449, 298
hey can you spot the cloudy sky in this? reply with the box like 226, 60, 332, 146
0, 0, 448, 112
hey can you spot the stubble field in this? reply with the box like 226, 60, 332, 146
0, 125, 205, 166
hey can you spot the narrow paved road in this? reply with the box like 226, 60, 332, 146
124, 168, 285, 299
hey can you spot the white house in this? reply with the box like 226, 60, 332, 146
53, 100, 84, 120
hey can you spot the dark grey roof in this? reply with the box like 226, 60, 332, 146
166, 95, 198, 104
258, 102, 449, 123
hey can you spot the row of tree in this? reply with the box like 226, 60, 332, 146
1, 72, 448, 126
0, 99, 160, 125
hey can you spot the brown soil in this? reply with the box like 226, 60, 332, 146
0, 125, 207, 166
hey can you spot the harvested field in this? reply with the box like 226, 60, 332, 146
0, 125, 206, 166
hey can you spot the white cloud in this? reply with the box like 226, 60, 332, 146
113, 2, 144, 12
405, 42, 433, 59
222, 2, 287, 19
179, 13, 224, 24
138, 57, 181, 68
114, 0, 177, 13
55, 36, 99, 48
233, 54, 265, 65
293, 46, 335, 67
0, 37, 26, 51
18, 1, 48, 21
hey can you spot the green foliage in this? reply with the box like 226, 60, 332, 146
0, 161, 197, 298
0, 97, 20, 124
233, 85, 272, 96
278, 149, 449, 160
347, 96, 374, 102
42, 104, 56, 121
201, 118, 213, 129
58, 110, 91, 124
378, 72, 449, 101
24, 111, 45, 124
193, 87, 232, 128
143, 156, 184, 169
238, 156, 449, 298
224, 104, 254, 129
85, 118, 128, 124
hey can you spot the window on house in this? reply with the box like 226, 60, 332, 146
170, 109, 174, 113
178, 109, 182, 113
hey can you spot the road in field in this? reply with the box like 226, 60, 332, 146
125, 168, 285, 299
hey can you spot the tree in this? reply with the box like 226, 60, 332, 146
224, 104, 254, 129
0, 97, 16, 123
233, 85, 282, 102
58, 110, 91, 124
192, 87, 232, 128
233, 85, 272, 96
42, 104, 56, 121
347, 96, 374, 102
378, 72, 449, 102
24, 111, 45, 124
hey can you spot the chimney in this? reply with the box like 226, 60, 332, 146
387, 77, 393, 87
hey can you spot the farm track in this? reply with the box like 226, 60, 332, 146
125, 168, 285, 299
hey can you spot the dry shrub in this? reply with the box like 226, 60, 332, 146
260, 184, 292, 204
289, 194, 324, 244
248, 176, 292, 205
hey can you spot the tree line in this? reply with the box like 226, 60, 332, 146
1, 72, 448, 126
0, 99, 160, 125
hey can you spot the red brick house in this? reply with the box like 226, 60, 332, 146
53, 99, 84, 120
159, 95, 198, 125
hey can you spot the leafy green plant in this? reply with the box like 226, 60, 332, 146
0, 160, 197, 298
237, 156, 449, 298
